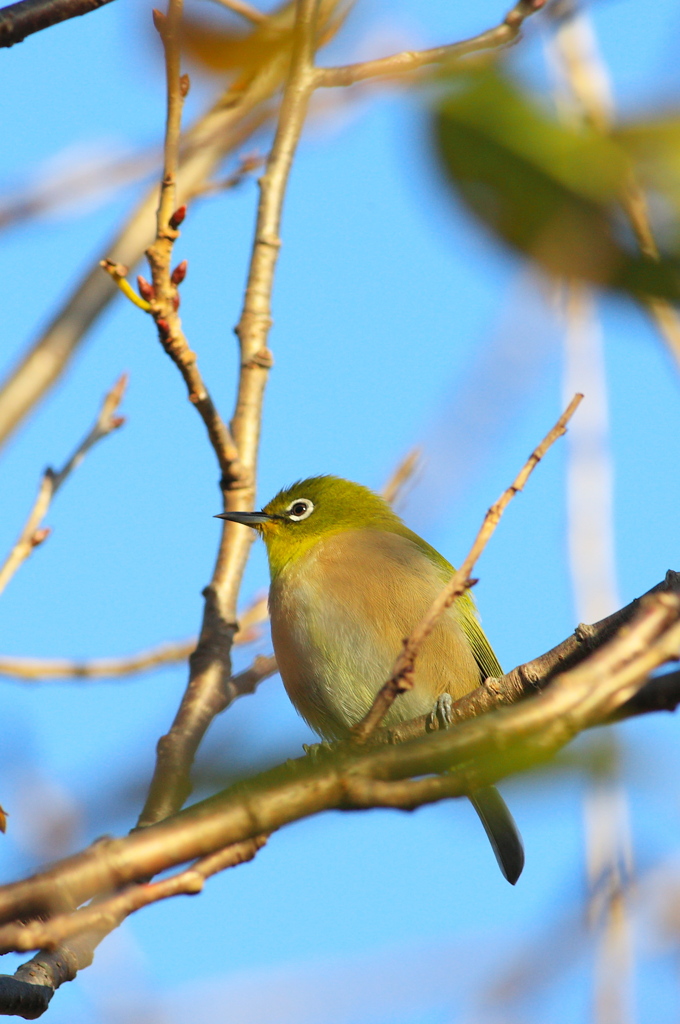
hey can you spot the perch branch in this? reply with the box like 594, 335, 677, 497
382, 569, 680, 742
0, 592, 678, 943
351, 393, 583, 742
0, 375, 126, 597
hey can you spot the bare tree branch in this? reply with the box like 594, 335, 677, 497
0, 375, 126, 597
0, 0, 548, 453
351, 393, 583, 743
314, 0, 548, 88
381, 448, 421, 507
0, 835, 268, 953
0, 0, 115, 48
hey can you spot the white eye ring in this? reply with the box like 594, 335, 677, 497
286, 498, 314, 521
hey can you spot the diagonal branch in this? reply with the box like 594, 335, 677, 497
315, 0, 548, 88
0, 375, 126, 597
0, 0, 115, 48
351, 393, 583, 743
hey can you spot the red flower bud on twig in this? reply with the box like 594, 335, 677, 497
180, 74, 190, 97
169, 205, 186, 230
171, 260, 188, 286
137, 276, 154, 301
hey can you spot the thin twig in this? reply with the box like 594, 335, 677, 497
132, 0, 244, 484
381, 448, 421, 507
0, 375, 126, 597
315, 0, 548, 88
351, 393, 584, 743
0, 0, 115, 48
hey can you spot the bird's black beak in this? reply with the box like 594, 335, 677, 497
214, 510, 274, 528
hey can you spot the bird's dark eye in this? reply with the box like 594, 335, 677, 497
286, 498, 314, 521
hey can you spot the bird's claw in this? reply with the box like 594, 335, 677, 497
428, 692, 453, 731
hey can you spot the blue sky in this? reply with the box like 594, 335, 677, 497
1, 0, 680, 1021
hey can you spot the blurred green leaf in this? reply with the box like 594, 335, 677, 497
614, 117, 680, 202
433, 69, 680, 301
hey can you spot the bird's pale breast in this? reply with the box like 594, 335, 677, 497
269, 529, 481, 739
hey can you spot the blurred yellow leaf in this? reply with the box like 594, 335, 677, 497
433, 69, 680, 301
0, 804, 7, 833
181, 0, 348, 79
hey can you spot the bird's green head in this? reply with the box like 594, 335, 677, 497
216, 476, 402, 577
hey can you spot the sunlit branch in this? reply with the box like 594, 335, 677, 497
0, 835, 268, 953
315, 0, 548, 88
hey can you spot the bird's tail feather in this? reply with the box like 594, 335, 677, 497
469, 785, 524, 885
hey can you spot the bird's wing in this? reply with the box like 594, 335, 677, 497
397, 526, 503, 681
456, 590, 503, 680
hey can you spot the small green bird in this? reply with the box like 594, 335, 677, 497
217, 476, 524, 884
